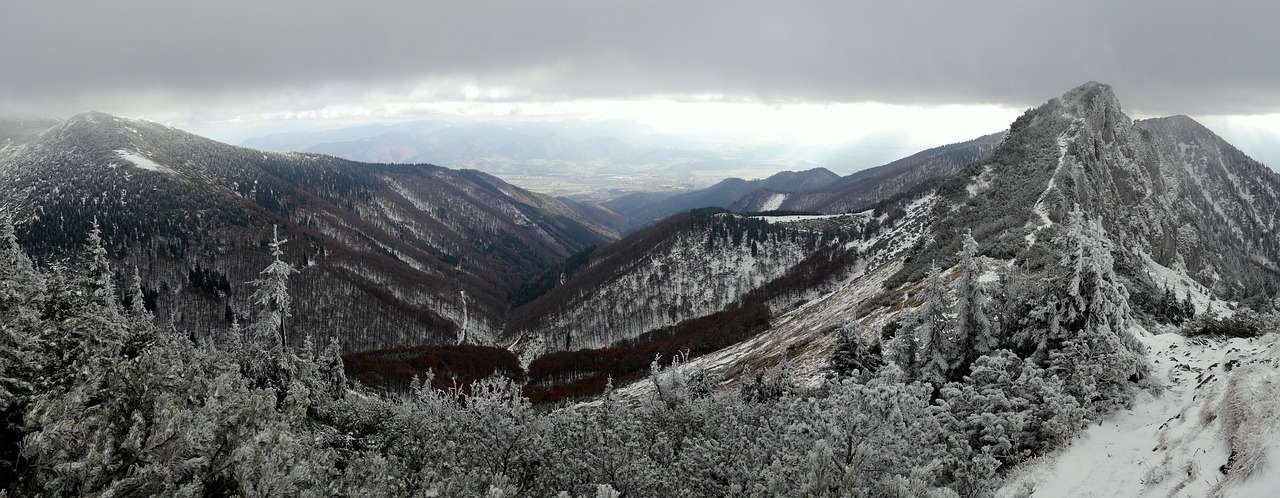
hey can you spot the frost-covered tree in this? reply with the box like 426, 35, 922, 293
83, 219, 117, 314
932, 349, 1084, 494
884, 321, 920, 381
125, 266, 151, 321
1045, 206, 1147, 414
248, 225, 298, 351
817, 364, 948, 495
651, 352, 693, 410
318, 337, 347, 400
0, 210, 40, 458
952, 229, 996, 378
915, 262, 953, 386
741, 353, 796, 403
0, 210, 37, 285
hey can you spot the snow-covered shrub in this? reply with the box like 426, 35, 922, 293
1182, 308, 1275, 339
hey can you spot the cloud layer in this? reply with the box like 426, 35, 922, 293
2, 1, 1278, 119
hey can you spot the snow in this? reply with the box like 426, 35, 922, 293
1135, 247, 1233, 318
754, 213, 846, 224
1025, 131, 1072, 247
999, 332, 1280, 497
611, 191, 938, 402
759, 192, 787, 211
115, 149, 174, 175
966, 164, 994, 197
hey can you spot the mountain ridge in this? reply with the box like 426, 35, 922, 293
0, 112, 620, 352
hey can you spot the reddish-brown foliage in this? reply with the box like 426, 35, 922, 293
343, 344, 523, 394
742, 244, 859, 307
523, 302, 771, 404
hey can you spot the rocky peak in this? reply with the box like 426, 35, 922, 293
901, 81, 1280, 302
1137, 115, 1222, 145
1056, 81, 1130, 143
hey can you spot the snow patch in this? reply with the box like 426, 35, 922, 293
966, 164, 994, 197
759, 192, 787, 211
754, 213, 845, 224
999, 332, 1280, 497
1135, 248, 1234, 318
115, 149, 174, 175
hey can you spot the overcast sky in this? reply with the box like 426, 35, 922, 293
3, 1, 1279, 165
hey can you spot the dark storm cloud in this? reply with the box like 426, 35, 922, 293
2, 0, 1278, 116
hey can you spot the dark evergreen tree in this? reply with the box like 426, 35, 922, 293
828, 318, 882, 381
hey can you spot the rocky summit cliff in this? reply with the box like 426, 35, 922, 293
897, 81, 1280, 305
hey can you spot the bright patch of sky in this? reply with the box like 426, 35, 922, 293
175, 95, 1020, 151
162, 93, 1280, 173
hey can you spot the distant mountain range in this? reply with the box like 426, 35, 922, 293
5, 81, 1278, 366
600, 135, 1003, 231
603, 167, 842, 228
732, 132, 1005, 214
240, 120, 801, 201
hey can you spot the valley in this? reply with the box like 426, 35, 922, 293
4, 81, 1280, 496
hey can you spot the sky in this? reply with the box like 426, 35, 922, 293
3, 1, 1280, 168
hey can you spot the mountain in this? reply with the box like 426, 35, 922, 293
734, 132, 1004, 214
606, 133, 1003, 230
504, 210, 831, 356
242, 121, 842, 202
605, 167, 841, 229
0, 117, 58, 146
11, 83, 1280, 497
0, 112, 618, 352
895, 82, 1280, 304
669, 81, 1280, 396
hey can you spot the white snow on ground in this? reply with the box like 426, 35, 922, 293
999, 332, 1280, 497
754, 213, 847, 224
610, 260, 903, 406
115, 149, 174, 174
759, 192, 787, 211
615, 193, 939, 403
1135, 248, 1234, 318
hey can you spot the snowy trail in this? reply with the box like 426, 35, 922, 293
1002, 332, 1280, 497
1025, 132, 1071, 247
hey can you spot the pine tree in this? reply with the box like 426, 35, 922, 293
319, 337, 347, 399
828, 318, 882, 380
1046, 206, 1147, 414
126, 266, 151, 320
914, 262, 952, 387
84, 219, 117, 313
0, 210, 39, 418
249, 225, 299, 351
952, 229, 996, 378
883, 325, 920, 381
0, 210, 37, 284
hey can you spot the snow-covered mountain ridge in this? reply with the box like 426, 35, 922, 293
898, 82, 1280, 306
506, 208, 877, 358
0, 112, 619, 352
